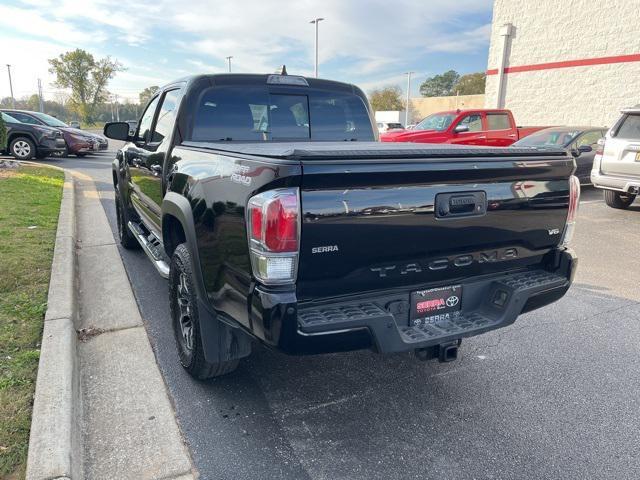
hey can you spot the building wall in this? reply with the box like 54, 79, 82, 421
485, 0, 640, 127
409, 94, 485, 123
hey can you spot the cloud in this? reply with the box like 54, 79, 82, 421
0, 0, 493, 100
0, 4, 107, 44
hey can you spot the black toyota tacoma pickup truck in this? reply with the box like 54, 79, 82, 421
104, 73, 579, 379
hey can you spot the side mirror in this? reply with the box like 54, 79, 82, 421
578, 144, 593, 153
104, 122, 131, 141
454, 124, 470, 134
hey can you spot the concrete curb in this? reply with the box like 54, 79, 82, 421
26, 171, 83, 479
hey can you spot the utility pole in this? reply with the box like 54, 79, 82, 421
114, 94, 120, 121
405, 71, 414, 127
6, 64, 15, 108
309, 17, 324, 78
37, 78, 44, 112
226, 56, 233, 72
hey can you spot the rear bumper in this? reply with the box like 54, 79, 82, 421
591, 170, 640, 193
249, 249, 577, 355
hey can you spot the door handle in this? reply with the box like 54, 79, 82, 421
436, 192, 487, 218
477, 136, 487, 139
131, 157, 142, 167
150, 164, 162, 176
508, 134, 517, 137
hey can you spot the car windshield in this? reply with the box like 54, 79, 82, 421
414, 113, 456, 131
30, 111, 68, 128
515, 129, 581, 147
191, 86, 375, 142
1, 112, 20, 123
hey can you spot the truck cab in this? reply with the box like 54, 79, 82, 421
380, 109, 544, 146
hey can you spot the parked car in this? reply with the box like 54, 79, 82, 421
376, 121, 403, 133
0, 109, 108, 157
125, 120, 138, 136
380, 109, 547, 146
513, 127, 607, 184
592, 105, 640, 209
1, 111, 66, 159
103, 72, 579, 379
69, 121, 81, 128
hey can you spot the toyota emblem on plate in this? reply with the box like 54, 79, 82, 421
446, 295, 459, 307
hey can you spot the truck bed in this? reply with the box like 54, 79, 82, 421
181, 141, 567, 160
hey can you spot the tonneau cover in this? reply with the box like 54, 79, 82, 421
181, 141, 567, 160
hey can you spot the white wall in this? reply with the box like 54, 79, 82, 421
485, 0, 640, 127
374, 111, 406, 123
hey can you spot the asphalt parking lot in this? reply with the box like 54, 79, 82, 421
31, 151, 640, 479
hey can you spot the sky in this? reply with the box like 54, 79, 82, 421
0, 0, 494, 103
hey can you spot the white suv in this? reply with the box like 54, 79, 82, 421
592, 106, 640, 209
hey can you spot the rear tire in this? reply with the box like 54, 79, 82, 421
604, 189, 636, 209
115, 185, 140, 249
170, 243, 239, 379
9, 137, 35, 160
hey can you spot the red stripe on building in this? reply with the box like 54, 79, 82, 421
486, 53, 640, 75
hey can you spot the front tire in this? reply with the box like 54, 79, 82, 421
115, 185, 140, 249
604, 190, 636, 209
10, 137, 36, 160
170, 243, 239, 379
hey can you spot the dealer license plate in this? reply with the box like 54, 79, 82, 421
410, 285, 462, 327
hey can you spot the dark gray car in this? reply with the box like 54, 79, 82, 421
514, 127, 607, 184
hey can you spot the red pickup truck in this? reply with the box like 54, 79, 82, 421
380, 109, 546, 147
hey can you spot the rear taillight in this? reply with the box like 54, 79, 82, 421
247, 188, 300, 284
561, 175, 580, 246
592, 137, 605, 173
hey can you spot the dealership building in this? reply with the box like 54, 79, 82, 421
485, 0, 640, 128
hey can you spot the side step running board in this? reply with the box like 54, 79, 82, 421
127, 221, 170, 278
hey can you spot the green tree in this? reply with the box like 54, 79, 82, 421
26, 94, 40, 112
139, 86, 159, 106
453, 72, 486, 95
368, 85, 405, 111
419, 70, 460, 97
0, 113, 6, 152
48, 49, 124, 123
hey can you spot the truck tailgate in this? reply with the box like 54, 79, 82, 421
297, 151, 574, 301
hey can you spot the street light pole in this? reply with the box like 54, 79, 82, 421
6, 64, 15, 109
226, 56, 233, 73
405, 71, 414, 127
309, 17, 324, 78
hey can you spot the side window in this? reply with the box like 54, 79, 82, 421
487, 113, 511, 130
575, 131, 602, 148
11, 113, 40, 125
137, 96, 160, 142
151, 89, 181, 143
458, 114, 483, 132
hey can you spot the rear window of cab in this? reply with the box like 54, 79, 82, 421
190, 86, 374, 142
